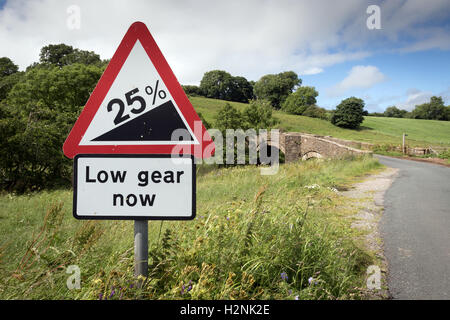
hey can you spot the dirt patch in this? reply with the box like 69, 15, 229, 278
341, 167, 399, 299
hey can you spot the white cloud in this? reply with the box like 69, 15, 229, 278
301, 67, 324, 75
397, 88, 433, 111
0, 0, 448, 84
327, 65, 386, 97
0, 0, 372, 84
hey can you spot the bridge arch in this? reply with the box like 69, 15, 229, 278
301, 151, 323, 161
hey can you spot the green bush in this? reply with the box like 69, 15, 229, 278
182, 85, 202, 97
199, 70, 253, 103
437, 149, 450, 160
254, 71, 301, 108
214, 101, 280, 165
0, 63, 103, 192
302, 105, 328, 120
281, 86, 318, 115
331, 97, 365, 129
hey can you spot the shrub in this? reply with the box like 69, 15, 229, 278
182, 85, 202, 97
253, 71, 301, 108
242, 99, 279, 130
281, 86, 318, 115
0, 63, 104, 192
302, 105, 328, 120
199, 70, 253, 103
331, 97, 365, 129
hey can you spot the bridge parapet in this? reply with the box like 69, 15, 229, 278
278, 132, 372, 162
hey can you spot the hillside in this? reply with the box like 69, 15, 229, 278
189, 96, 450, 147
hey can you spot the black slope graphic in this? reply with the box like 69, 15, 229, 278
92, 100, 194, 141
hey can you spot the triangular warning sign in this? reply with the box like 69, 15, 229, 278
63, 21, 214, 159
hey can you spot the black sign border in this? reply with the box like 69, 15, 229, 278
73, 154, 196, 220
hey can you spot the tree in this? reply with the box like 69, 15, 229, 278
302, 105, 328, 120
200, 70, 232, 100
0, 71, 24, 101
39, 44, 75, 66
0, 57, 19, 77
39, 44, 101, 67
228, 76, 254, 102
242, 99, 279, 130
215, 103, 245, 131
410, 96, 448, 120
199, 70, 253, 102
214, 101, 279, 166
253, 71, 301, 108
331, 97, 365, 129
0, 63, 104, 191
384, 106, 408, 118
0, 57, 21, 101
182, 85, 202, 96
61, 49, 102, 66
281, 86, 318, 115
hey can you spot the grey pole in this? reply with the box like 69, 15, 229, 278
403, 133, 408, 155
134, 220, 148, 286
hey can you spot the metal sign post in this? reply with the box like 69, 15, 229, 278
134, 220, 148, 287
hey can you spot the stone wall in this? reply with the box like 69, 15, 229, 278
278, 132, 372, 163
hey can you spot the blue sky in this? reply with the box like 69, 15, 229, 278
0, 0, 449, 112
305, 49, 450, 111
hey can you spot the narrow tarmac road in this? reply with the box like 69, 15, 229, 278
376, 155, 450, 300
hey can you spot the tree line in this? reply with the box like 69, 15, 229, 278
369, 97, 450, 121
188, 69, 449, 130
185, 69, 329, 120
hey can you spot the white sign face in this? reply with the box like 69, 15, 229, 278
73, 155, 195, 220
79, 39, 198, 146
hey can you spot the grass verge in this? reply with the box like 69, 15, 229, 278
0, 156, 383, 300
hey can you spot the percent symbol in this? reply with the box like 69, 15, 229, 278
145, 80, 167, 105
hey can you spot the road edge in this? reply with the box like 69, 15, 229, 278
341, 166, 399, 299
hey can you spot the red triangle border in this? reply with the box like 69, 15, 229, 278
63, 21, 214, 159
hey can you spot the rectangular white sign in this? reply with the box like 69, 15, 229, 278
73, 154, 195, 220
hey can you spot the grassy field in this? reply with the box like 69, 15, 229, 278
190, 96, 450, 147
0, 156, 383, 300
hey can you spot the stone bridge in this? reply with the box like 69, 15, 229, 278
266, 132, 372, 162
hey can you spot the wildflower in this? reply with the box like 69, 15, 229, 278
327, 187, 339, 193
308, 277, 318, 285
280, 272, 288, 281
288, 290, 292, 295
295, 296, 299, 300
109, 290, 115, 298
99, 293, 103, 300
181, 284, 185, 295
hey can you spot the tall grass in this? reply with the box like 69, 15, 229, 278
0, 156, 382, 299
